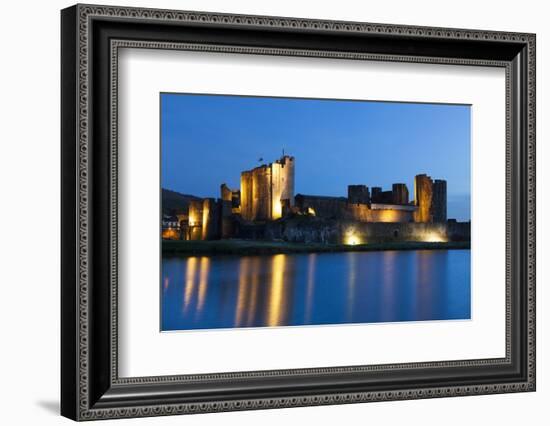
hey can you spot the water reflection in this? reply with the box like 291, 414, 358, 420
183, 257, 197, 312
346, 253, 357, 321
381, 250, 397, 322
161, 250, 471, 331
267, 254, 286, 327
304, 254, 316, 323
196, 257, 210, 315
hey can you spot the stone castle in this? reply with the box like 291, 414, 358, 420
169, 155, 468, 244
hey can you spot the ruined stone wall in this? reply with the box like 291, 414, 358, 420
347, 222, 450, 243
414, 174, 433, 223
264, 217, 470, 244
392, 183, 409, 205
370, 187, 393, 204
188, 200, 203, 240
220, 199, 234, 239
432, 179, 447, 222
264, 217, 340, 244
233, 217, 268, 240
220, 183, 232, 202
252, 165, 271, 221
240, 170, 254, 220
295, 195, 348, 219
297, 194, 415, 223
221, 183, 241, 214
201, 198, 221, 240
231, 190, 241, 213
371, 187, 381, 201
347, 203, 414, 223
368, 221, 469, 242
348, 185, 370, 204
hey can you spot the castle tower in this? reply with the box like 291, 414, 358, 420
348, 185, 370, 204
432, 179, 447, 222
188, 200, 204, 240
392, 183, 409, 205
239, 155, 295, 221
252, 165, 271, 221
271, 155, 295, 219
240, 170, 254, 220
221, 183, 241, 214
201, 198, 221, 240
220, 183, 232, 202
371, 187, 382, 203
414, 174, 433, 223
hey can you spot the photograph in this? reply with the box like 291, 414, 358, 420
58, 3, 536, 420
160, 93, 472, 331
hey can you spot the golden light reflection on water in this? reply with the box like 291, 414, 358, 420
246, 259, 260, 326
196, 257, 210, 314
183, 257, 198, 312
234, 257, 262, 327
267, 254, 286, 327
235, 258, 251, 327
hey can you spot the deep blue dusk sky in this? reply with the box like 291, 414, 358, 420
161, 93, 471, 221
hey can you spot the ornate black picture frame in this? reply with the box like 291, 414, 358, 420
61, 4, 536, 421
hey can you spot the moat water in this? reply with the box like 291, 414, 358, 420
161, 249, 471, 331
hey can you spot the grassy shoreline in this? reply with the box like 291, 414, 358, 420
162, 239, 470, 256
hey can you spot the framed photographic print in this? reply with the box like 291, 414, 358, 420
61, 4, 536, 421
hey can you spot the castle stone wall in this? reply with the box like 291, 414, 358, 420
371, 187, 394, 204
295, 194, 347, 219
347, 203, 414, 223
348, 185, 370, 204
220, 199, 234, 239
414, 174, 434, 223
220, 183, 232, 202
188, 200, 204, 240
392, 183, 409, 205
264, 217, 470, 244
297, 194, 416, 223
240, 170, 254, 220
201, 198, 221, 240
432, 179, 447, 222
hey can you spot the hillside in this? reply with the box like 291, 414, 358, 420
161, 188, 201, 216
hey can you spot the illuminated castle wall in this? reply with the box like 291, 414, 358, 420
240, 155, 295, 221
295, 174, 447, 225
413, 174, 433, 223
413, 174, 447, 223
